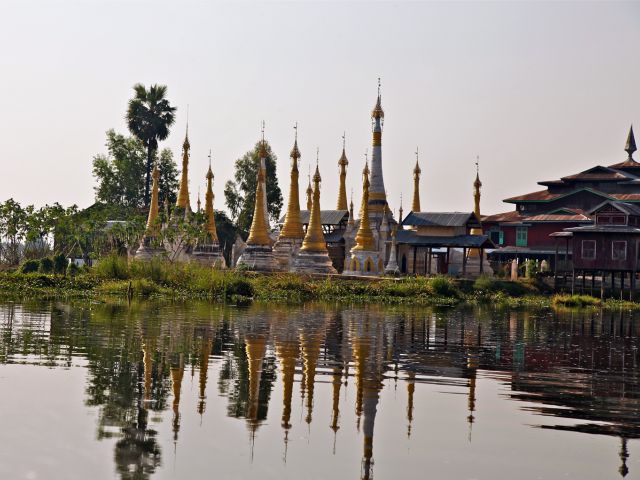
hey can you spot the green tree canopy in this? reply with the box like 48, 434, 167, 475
224, 141, 283, 235
126, 83, 176, 207
92, 130, 178, 209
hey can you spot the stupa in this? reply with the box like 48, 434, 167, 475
191, 151, 226, 268
273, 126, 305, 271
293, 153, 337, 274
134, 162, 166, 260
236, 130, 278, 272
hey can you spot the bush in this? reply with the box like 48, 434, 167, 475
39, 257, 54, 273
552, 294, 601, 308
67, 262, 80, 278
473, 275, 496, 292
20, 259, 40, 274
53, 254, 67, 275
428, 276, 459, 297
94, 254, 129, 280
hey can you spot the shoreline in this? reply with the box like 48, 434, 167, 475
1, 268, 639, 310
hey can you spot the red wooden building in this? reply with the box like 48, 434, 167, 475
483, 126, 639, 266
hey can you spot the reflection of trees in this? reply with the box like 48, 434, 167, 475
3, 301, 640, 479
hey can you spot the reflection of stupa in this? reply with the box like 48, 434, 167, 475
198, 334, 214, 416
274, 325, 299, 459
170, 353, 185, 444
245, 333, 268, 447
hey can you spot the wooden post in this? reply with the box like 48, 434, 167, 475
462, 247, 467, 277
412, 246, 417, 275
446, 247, 450, 274
600, 270, 604, 300
591, 273, 595, 296
621, 271, 625, 301
554, 241, 559, 288
480, 248, 484, 274
581, 272, 585, 294
427, 248, 432, 276
571, 269, 575, 295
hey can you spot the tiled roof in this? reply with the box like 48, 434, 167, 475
482, 211, 523, 223
402, 211, 480, 228
278, 210, 348, 225
396, 230, 494, 248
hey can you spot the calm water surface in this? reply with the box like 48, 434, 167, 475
0, 300, 639, 480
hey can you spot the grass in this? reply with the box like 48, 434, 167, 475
2, 255, 640, 310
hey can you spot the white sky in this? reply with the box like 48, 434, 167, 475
1, 0, 639, 217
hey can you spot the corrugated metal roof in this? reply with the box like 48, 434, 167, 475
278, 210, 348, 225
396, 230, 494, 248
402, 211, 480, 228
565, 225, 640, 233
591, 200, 640, 216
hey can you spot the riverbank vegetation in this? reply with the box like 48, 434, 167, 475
1, 255, 639, 310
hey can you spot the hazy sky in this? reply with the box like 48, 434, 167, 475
1, 1, 639, 217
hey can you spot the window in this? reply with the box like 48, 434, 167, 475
612, 241, 627, 261
490, 229, 504, 246
581, 240, 596, 260
516, 227, 528, 247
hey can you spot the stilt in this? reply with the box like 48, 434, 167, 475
427, 248, 432, 276
600, 270, 604, 300
591, 273, 595, 296
581, 273, 586, 294
571, 269, 575, 295
621, 272, 625, 301
462, 247, 467, 277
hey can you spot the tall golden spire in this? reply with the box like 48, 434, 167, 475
348, 190, 355, 227
300, 152, 328, 253
306, 167, 313, 211
412, 147, 421, 213
337, 132, 349, 210
196, 188, 202, 213
204, 150, 219, 243
176, 124, 191, 210
245, 132, 272, 246
398, 193, 404, 225
144, 163, 161, 235
471, 156, 483, 237
353, 157, 375, 252
280, 124, 305, 240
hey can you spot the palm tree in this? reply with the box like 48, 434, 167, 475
126, 84, 176, 206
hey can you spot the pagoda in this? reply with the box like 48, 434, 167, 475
273, 126, 305, 271
343, 159, 384, 275
293, 154, 338, 274
134, 162, 166, 260
191, 151, 226, 268
236, 129, 278, 271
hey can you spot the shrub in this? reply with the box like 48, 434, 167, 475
53, 254, 67, 275
552, 294, 601, 308
67, 262, 80, 278
20, 259, 40, 274
39, 257, 54, 273
428, 276, 459, 297
473, 275, 496, 292
94, 254, 129, 280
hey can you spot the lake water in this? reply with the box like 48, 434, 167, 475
0, 300, 639, 480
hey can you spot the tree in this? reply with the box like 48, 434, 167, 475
157, 148, 179, 208
92, 130, 178, 209
224, 141, 283, 235
126, 84, 176, 207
